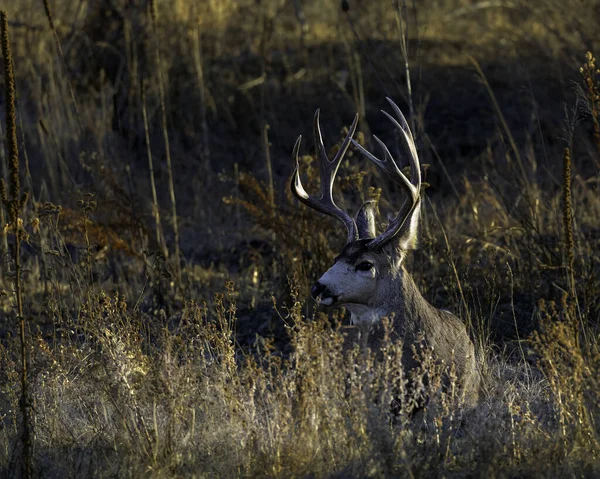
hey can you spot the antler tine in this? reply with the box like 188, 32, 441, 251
314, 110, 360, 198
350, 98, 421, 250
381, 101, 420, 188
290, 111, 360, 243
357, 134, 415, 196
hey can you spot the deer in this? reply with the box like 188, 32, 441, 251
290, 98, 480, 408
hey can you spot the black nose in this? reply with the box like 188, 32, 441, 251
311, 281, 327, 300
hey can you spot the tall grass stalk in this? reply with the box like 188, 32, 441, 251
191, 19, 211, 172
469, 56, 531, 191
41, 0, 82, 135
426, 196, 471, 328
394, 0, 415, 132
341, 35, 366, 123
342, 1, 389, 101
258, 4, 275, 208
1, 11, 32, 477
141, 82, 168, 258
262, 123, 275, 208
149, 0, 181, 281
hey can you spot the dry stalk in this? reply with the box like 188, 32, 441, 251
259, 4, 275, 209
562, 146, 577, 341
191, 17, 211, 171
262, 123, 274, 208
469, 56, 530, 191
141, 82, 168, 258
426, 196, 471, 328
149, 0, 181, 282
0, 92, 7, 256
41, 0, 82, 134
1, 11, 33, 477
393, 0, 415, 132
562, 147, 574, 278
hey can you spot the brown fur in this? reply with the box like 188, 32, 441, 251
331, 241, 480, 408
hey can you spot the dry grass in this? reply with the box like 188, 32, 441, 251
0, 0, 599, 477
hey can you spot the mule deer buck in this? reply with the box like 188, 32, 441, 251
291, 98, 479, 407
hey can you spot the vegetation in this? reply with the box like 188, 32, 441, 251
0, 0, 599, 476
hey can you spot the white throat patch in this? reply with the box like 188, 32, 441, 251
343, 304, 385, 328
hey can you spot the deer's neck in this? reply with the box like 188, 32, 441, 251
348, 266, 435, 335
390, 267, 437, 336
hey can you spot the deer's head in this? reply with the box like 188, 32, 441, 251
291, 99, 421, 322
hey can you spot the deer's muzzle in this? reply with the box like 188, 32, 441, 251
311, 281, 336, 305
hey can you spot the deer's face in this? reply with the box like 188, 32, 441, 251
292, 99, 421, 326
311, 240, 399, 309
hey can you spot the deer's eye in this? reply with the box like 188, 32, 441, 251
355, 261, 374, 272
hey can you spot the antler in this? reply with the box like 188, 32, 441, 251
351, 97, 421, 250
291, 110, 360, 243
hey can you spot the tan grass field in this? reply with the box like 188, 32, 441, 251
0, 0, 599, 476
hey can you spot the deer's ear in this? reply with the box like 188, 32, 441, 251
394, 201, 421, 252
356, 200, 377, 240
